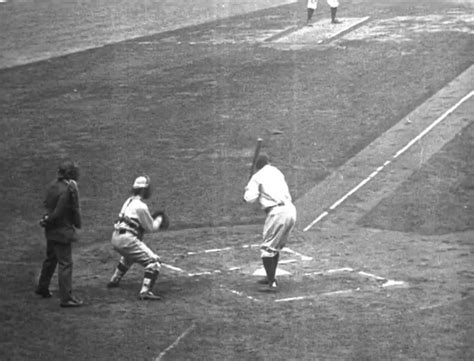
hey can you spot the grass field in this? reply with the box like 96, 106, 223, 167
0, 0, 473, 360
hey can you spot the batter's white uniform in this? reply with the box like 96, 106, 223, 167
307, 0, 339, 10
244, 164, 296, 257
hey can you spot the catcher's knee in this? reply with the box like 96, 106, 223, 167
144, 258, 161, 273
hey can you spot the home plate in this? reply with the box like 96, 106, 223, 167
253, 268, 292, 277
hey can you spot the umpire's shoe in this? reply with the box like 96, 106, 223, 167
138, 291, 162, 301
60, 296, 83, 308
35, 288, 52, 298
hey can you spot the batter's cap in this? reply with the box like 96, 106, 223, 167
255, 154, 270, 170
132, 175, 151, 189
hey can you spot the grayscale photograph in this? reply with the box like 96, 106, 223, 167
0, 0, 472, 360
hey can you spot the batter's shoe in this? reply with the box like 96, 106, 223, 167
35, 288, 52, 298
138, 291, 161, 301
269, 279, 278, 290
60, 297, 83, 308
258, 279, 279, 292
331, 18, 342, 24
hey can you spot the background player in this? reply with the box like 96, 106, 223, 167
307, 0, 342, 26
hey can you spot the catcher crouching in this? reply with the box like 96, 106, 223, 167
107, 175, 169, 300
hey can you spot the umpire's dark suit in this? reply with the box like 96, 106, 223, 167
37, 178, 81, 303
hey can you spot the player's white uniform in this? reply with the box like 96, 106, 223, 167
111, 195, 161, 273
244, 164, 296, 257
307, 0, 339, 10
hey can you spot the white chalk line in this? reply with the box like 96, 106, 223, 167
281, 247, 313, 261
155, 323, 196, 361
275, 289, 354, 303
220, 285, 263, 302
187, 244, 313, 261
304, 267, 407, 287
187, 244, 259, 255
418, 298, 465, 311
162, 263, 242, 277
303, 90, 474, 232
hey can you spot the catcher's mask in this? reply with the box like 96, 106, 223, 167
58, 161, 80, 181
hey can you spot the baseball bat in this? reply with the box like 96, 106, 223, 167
249, 138, 263, 179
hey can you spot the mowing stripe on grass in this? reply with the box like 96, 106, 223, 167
155, 323, 196, 361
304, 90, 474, 232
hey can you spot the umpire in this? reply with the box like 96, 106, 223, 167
244, 155, 297, 291
35, 161, 83, 307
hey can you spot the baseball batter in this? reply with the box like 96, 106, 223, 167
244, 155, 297, 290
307, 0, 342, 26
107, 176, 165, 300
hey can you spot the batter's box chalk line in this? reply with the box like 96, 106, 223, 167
221, 267, 408, 304
220, 285, 263, 302
155, 323, 196, 361
304, 267, 408, 289
186, 244, 313, 261
252, 267, 292, 277
162, 262, 245, 277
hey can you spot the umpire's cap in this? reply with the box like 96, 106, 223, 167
58, 161, 79, 180
255, 154, 270, 170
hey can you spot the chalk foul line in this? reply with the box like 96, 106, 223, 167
155, 323, 196, 361
304, 90, 474, 232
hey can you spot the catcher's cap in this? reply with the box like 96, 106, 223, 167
133, 175, 151, 189
255, 154, 270, 170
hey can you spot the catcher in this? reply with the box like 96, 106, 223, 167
107, 175, 169, 300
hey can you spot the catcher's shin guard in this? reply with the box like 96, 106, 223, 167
140, 270, 159, 294
108, 262, 129, 287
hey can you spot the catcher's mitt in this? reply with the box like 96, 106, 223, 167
152, 210, 170, 230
